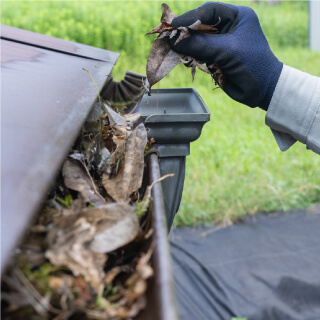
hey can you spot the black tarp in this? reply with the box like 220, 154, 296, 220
170, 208, 320, 320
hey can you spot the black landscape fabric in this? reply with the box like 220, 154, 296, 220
169, 208, 320, 320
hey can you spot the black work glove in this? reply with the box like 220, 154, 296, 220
170, 2, 283, 111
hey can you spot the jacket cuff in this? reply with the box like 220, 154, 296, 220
265, 65, 320, 153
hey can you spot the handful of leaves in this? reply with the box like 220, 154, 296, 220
146, 3, 224, 91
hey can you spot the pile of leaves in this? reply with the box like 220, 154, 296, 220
146, 3, 224, 91
1, 101, 157, 320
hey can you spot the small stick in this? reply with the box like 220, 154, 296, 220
83, 68, 103, 131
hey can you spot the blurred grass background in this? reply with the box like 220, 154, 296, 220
2, 1, 320, 227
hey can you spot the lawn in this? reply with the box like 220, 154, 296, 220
2, 1, 320, 227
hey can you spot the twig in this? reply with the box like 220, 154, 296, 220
83, 68, 103, 131
79, 159, 106, 203
14, 268, 60, 315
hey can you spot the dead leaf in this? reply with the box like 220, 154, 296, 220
104, 103, 127, 127
180, 56, 212, 81
146, 4, 181, 89
110, 136, 126, 170
123, 112, 142, 129
161, 3, 176, 23
145, 21, 173, 36
94, 133, 112, 174
85, 203, 140, 253
208, 62, 225, 88
146, 37, 181, 89
62, 158, 106, 206
102, 123, 147, 202
174, 26, 190, 45
188, 18, 220, 33
146, 3, 224, 89
45, 214, 107, 293
45, 202, 141, 293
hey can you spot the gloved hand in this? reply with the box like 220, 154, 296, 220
170, 2, 283, 111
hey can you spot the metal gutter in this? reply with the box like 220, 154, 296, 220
136, 153, 179, 320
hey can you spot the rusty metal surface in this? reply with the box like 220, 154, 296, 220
1, 25, 120, 270
136, 154, 178, 320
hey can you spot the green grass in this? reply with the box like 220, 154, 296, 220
2, 1, 320, 227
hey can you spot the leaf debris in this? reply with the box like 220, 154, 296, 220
146, 3, 224, 91
2, 93, 155, 319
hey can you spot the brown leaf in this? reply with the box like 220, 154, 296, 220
62, 159, 106, 206
45, 202, 141, 292
102, 123, 147, 202
110, 137, 126, 170
45, 215, 107, 293
146, 37, 181, 89
161, 3, 176, 23
85, 203, 140, 254
174, 27, 190, 45
146, 23, 163, 35
146, 4, 223, 89
103, 103, 127, 127
145, 21, 173, 36
188, 19, 220, 33
208, 62, 225, 88
123, 112, 143, 132
180, 56, 212, 81
158, 30, 171, 39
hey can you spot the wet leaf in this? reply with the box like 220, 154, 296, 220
102, 123, 147, 202
62, 158, 106, 206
